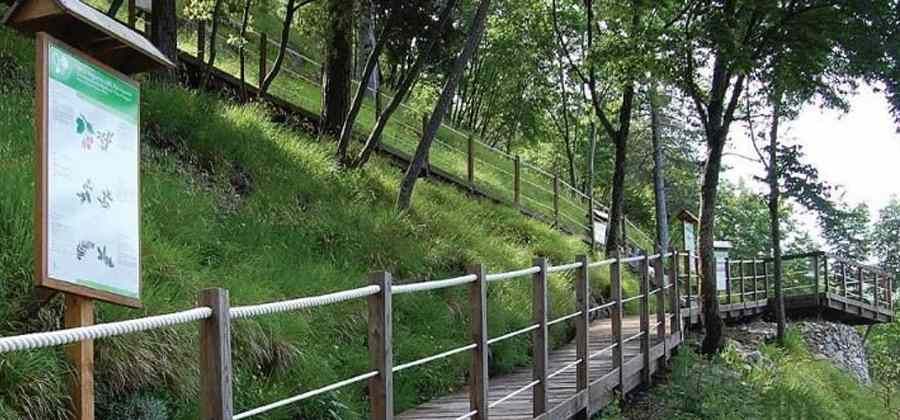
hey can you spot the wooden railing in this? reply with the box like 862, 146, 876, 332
0, 251, 690, 419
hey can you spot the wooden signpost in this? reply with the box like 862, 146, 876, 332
4, 2, 173, 419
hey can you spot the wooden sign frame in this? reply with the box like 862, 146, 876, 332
34, 32, 142, 308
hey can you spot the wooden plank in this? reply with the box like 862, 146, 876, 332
199, 288, 233, 420
64, 294, 94, 420
368, 272, 393, 420
532, 257, 549, 416
468, 264, 489, 420
513, 155, 521, 206
654, 252, 667, 361
553, 173, 560, 227
670, 251, 681, 334
725, 258, 732, 305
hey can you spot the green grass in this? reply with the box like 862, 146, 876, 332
0, 26, 643, 419
629, 329, 899, 420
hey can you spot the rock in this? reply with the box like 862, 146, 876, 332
798, 321, 871, 385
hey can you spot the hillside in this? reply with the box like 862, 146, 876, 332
0, 26, 646, 419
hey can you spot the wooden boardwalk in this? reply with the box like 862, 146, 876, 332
398, 316, 678, 420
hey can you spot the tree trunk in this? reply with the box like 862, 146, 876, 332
259, 0, 298, 96
699, 133, 726, 354
351, 0, 457, 168
396, 0, 492, 211
649, 89, 670, 253
238, 0, 253, 101
202, 0, 224, 88
336, 14, 394, 162
603, 84, 634, 256
107, 0, 125, 17
321, 0, 354, 138
769, 95, 786, 343
149, 0, 178, 62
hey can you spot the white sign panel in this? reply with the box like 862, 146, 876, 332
715, 250, 728, 290
37, 34, 141, 307
593, 221, 607, 245
683, 222, 696, 253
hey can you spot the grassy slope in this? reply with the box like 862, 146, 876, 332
0, 27, 640, 419
601, 329, 899, 420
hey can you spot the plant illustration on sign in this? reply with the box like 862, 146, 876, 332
75, 240, 96, 261
97, 245, 115, 268
76, 178, 93, 203
76, 178, 114, 209
76, 114, 114, 151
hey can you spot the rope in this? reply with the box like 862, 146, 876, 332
589, 342, 617, 360
486, 266, 541, 282
547, 311, 581, 327
233, 370, 378, 419
547, 261, 584, 273
0, 308, 212, 353
488, 380, 540, 409
393, 274, 477, 295
547, 358, 583, 380
589, 301, 616, 314
453, 410, 478, 420
488, 324, 539, 345
230, 286, 380, 319
393, 343, 477, 372
588, 258, 616, 268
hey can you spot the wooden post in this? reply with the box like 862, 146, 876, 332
610, 250, 625, 390
532, 257, 549, 416
258, 33, 267, 88
65, 295, 94, 420
639, 256, 651, 386
725, 258, 732, 305
553, 173, 560, 227
752, 260, 759, 302
127, 0, 136, 28
513, 155, 521, 206
822, 255, 829, 296
368, 272, 393, 420
684, 252, 693, 323
762, 260, 769, 300
575, 255, 590, 419
468, 264, 489, 420
197, 21, 206, 62
738, 260, 745, 306
858, 267, 864, 303
588, 197, 597, 252
874, 271, 880, 309
670, 251, 681, 335
654, 252, 666, 360
841, 262, 848, 298
467, 136, 475, 191
812, 254, 820, 300
199, 288, 233, 420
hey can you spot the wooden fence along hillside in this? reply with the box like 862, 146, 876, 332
1, 250, 890, 419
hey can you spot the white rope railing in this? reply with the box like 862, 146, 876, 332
547, 311, 581, 327
547, 358, 582, 380
0, 307, 212, 354
486, 266, 541, 282
588, 342, 617, 360
589, 301, 616, 314
488, 379, 541, 409
230, 285, 380, 319
233, 370, 378, 419
546, 261, 584, 273
488, 324, 540, 346
392, 274, 478, 295
393, 343, 477, 372
588, 258, 616, 268
453, 410, 479, 420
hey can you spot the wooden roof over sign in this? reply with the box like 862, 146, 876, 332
3, 0, 175, 74
677, 208, 699, 224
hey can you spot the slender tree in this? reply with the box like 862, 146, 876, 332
396, 0, 493, 210
149, 0, 178, 62
648, 88, 670, 254
320, 0, 354, 137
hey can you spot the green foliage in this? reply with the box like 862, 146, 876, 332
872, 197, 900, 281
655, 329, 895, 420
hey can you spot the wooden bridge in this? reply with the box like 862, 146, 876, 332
0, 251, 891, 420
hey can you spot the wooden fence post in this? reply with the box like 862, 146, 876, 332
199, 288, 233, 420
874, 271, 880, 309
752, 260, 759, 302
467, 136, 475, 192
738, 260, 745, 308
822, 255, 829, 296
858, 267, 864, 303
670, 251, 681, 335
654, 252, 667, 360
588, 197, 597, 251
368, 272, 393, 420
725, 258, 732, 306
684, 252, 693, 324
610, 250, 625, 391
513, 155, 521, 206
553, 173, 560, 227
639, 256, 651, 386
467, 264, 489, 420
575, 255, 590, 419
197, 21, 206, 62
762, 260, 769, 300
841, 262, 848, 298
258, 33, 267, 88
533, 257, 550, 416
65, 295, 94, 420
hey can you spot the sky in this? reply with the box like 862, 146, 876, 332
722, 85, 900, 245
